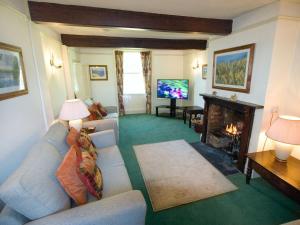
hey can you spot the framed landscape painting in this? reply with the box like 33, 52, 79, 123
89, 65, 108, 81
212, 44, 255, 93
0, 42, 28, 101
202, 64, 207, 80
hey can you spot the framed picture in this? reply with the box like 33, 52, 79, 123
0, 42, 28, 101
202, 64, 207, 80
212, 44, 255, 93
89, 65, 108, 81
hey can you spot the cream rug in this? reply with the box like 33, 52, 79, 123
134, 140, 238, 212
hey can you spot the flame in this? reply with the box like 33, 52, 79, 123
226, 123, 238, 135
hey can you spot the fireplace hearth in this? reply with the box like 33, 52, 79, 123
201, 94, 264, 171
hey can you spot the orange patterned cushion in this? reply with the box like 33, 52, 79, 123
95, 102, 107, 117
78, 129, 97, 159
66, 128, 80, 146
88, 104, 102, 121
75, 147, 103, 199
56, 145, 87, 205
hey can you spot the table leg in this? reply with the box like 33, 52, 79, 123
156, 107, 158, 117
189, 113, 192, 128
246, 159, 252, 184
183, 110, 186, 123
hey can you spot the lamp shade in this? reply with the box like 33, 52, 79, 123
59, 99, 90, 121
266, 115, 300, 145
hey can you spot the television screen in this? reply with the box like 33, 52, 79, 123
157, 79, 189, 99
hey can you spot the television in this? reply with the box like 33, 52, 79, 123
157, 79, 189, 100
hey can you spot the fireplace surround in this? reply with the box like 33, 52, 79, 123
201, 94, 264, 171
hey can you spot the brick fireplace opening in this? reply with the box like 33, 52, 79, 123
201, 94, 264, 171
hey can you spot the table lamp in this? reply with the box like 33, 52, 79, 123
266, 115, 300, 162
59, 99, 90, 131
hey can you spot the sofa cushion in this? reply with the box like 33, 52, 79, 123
43, 121, 69, 156
0, 206, 30, 225
105, 106, 118, 114
101, 165, 132, 199
104, 113, 118, 120
78, 129, 97, 159
95, 145, 132, 199
56, 145, 87, 205
0, 142, 70, 220
96, 102, 108, 117
66, 127, 80, 146
87, 164, 132, 203
96, 145, 124, 169
76, 146, 103, 200
88, 104, 103, 121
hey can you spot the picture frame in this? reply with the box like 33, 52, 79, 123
0, 42, 28, 101
212, 44, 255, 93
89, 65, 108, 81
202, 64, 207, 80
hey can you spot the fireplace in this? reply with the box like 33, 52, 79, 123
201, 94, 264, 171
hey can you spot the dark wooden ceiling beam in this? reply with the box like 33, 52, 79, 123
61, 34, 207, 50
28, 1, 232, 35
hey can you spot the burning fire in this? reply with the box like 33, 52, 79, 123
226, 123, 238, 135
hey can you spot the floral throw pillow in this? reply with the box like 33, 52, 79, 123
75, 148, 103, 199
78, 129, 97, 159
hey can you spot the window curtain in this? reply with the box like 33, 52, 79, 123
141, 51, 152, 114
115, 51, 125, 116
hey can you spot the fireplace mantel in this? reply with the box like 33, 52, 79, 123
200, 94, 264, 112
200, 93, 264, 171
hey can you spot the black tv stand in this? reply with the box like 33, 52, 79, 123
156, 99, 186, 118
170, 98, 177, 117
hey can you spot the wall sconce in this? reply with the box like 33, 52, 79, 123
50, 53, 62, 69
192, 60, 200, 70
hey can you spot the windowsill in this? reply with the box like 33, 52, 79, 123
124, 93, 146, 95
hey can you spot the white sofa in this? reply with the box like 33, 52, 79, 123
0, 120, 146, 225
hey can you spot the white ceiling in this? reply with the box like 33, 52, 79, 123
32, 0, 277, 19
35, 0, 277, 40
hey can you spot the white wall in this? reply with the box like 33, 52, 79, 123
206, 21, 277, 153
40, 32, 67, 118
79, 48, 118, 106
76, 48, 205, 114
0, 1, 47, 183
263, 18, 300, 153
151, 50, 185, 113
183, 50, 207, 107
0, 0, 70, 183
205, 0, 300, 156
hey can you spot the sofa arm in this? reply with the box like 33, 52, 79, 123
89, 130, 116, 148
26, 190, 146, 225
83, 119, 119, 143
0, 206, 29, 225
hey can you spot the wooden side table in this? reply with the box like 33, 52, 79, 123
246, 150, 300, 203
183, 106, 204, 128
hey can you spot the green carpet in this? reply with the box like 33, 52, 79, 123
118, 114, 300, 225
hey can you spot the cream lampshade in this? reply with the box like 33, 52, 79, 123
266, 115, 300, 162
59, 99, 90, 131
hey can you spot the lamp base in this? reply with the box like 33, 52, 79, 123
69, 119, 83, 131
274, 142, 293, 162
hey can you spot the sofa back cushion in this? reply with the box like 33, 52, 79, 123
0, 141, 70, 220
43, 121, 69, 156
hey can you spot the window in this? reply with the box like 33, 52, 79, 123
123, 52, 145, 94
